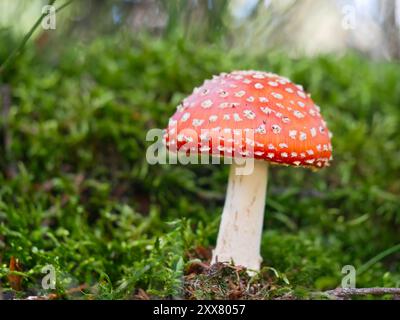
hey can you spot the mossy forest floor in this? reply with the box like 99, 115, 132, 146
0, 33, 399, 299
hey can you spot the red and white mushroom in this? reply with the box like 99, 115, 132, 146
165, 70, 333, 271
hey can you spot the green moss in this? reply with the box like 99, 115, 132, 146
0, 33, 399, 299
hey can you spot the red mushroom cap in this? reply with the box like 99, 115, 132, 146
165, 70, 333, 169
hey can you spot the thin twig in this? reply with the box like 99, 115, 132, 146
324, 287, 400, 299
0, 85, 16, 178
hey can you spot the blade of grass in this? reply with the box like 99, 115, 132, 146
0, 0, 73, 73
56, 0, 74, 13
358, 243, 400, 275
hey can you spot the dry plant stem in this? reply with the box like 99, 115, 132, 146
1, 85, 16, 178
325, 287, 400, 299
212, 160, 268, 271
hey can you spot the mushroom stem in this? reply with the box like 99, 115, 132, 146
212, 160, 268, 271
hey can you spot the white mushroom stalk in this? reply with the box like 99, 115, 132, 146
211, 160, 268, 271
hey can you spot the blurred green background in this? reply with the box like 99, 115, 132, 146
0, 0, 399, 299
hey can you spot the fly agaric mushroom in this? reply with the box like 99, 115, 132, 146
164, 70, 332, 271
